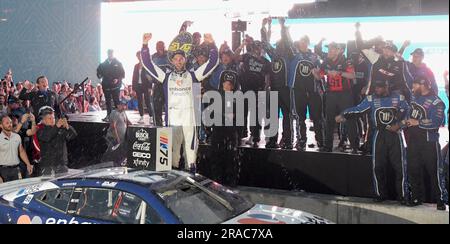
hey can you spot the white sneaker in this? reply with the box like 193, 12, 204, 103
138, 116, 144, 124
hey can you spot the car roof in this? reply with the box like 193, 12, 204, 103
58, 167, 193, 187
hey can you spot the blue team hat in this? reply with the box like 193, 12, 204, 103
412, 77, 431, 87
373, 80, 388, 87
119, 99, 128, 106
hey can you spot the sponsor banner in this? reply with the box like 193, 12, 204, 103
156, 127, 172, 172
127, 126, 172, 171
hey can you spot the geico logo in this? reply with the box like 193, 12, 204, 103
133, 152, 151, 159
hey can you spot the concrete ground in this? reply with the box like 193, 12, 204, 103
237, 186, 449, 224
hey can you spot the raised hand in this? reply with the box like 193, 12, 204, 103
203, 33, 214, 44
143, 33, 152, 44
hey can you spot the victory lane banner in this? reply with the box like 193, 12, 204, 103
127, 126, 172, 171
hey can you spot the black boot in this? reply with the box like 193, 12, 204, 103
437, 200, 447, 211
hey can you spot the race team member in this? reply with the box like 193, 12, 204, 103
152, 41, 170, 126
208, 72, 240, 187
336, 80, 409, 203
207, 44, 241, 143
235, 39, 271, 147
132, 51, 154, 124
37, 106, 77, 176
192, 44, 213, 144
141, 33, 219, 171
289, 35, 324, 150
406, 77, 448, 210
96, 49, 125, 121
397, 41, 438, 94
351, 52, 372, 154
319, 42, 358, 153
261, 17, 295, 149
366, 41, 411, 99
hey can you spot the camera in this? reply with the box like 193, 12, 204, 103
232, 20, 247, 32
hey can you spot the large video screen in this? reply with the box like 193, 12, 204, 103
101, 2, 448, 111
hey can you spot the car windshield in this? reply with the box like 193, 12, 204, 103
151, 175, 254, 224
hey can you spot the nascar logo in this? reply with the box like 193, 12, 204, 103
160, 132, 169, 166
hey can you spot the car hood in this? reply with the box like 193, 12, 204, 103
224, 204, 333, 224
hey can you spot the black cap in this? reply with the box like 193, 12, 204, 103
7, 96, 19, 104
38, 106, 55, 117
193, 45, 209, 58
119, 99, 128, 106
169, 50, 186, 60
410, 48, 424, 57
413, 77, 431, 87
383, 41, 398, 52
326, 42, 346, 50
373, 80, 388, 87
221, 48, 234, 57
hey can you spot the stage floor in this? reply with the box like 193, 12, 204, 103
67, 110, 450, 151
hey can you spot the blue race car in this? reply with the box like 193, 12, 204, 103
0, 168, 332, 224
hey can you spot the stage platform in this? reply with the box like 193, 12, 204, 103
67, 111, 449, 201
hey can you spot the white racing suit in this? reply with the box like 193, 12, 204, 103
141, 43, 219, 169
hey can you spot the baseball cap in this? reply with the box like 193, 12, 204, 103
193, 45, 209, 58
118, 99, 128, 106
383, 41, 398, 52
412, 77, 431, 87
7, 96, 20, 104
373, 80, 388, 87
410, 48, 424, 57
326, 42, 346, 50
39, 106, 55, 117
169, 50, 186, 60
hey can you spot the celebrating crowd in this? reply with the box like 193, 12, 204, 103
1, 18, 448, 210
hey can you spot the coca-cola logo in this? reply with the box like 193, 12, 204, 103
133, 142, 151, 151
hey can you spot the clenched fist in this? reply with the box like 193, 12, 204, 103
143, 33, 152, 44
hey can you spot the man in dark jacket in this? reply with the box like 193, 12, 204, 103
37, 106, 77, 176
19, 76, 58, 120
97, 49, 125, 121
133, 51, 154, 124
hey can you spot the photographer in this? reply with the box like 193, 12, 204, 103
37, 106, 77, 176
13, 112, 37, 178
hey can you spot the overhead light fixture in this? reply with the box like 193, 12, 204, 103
0, 18, 7, 22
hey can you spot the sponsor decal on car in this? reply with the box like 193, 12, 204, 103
2, 182, 59, 202
16, 215, 94, 225
236, 214, 286, 224
23, 195, 34, 205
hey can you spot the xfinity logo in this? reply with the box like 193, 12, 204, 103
133, 158, 150, 168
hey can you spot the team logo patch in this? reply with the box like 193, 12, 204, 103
410, 103, 426, 120
297, 61, 313, 77
272, 60, 283, 74
376, 108, 397, 125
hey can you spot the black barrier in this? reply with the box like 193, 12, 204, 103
126, 126, 172, 171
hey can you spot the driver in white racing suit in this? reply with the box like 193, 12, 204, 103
141, 33, 219, 171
